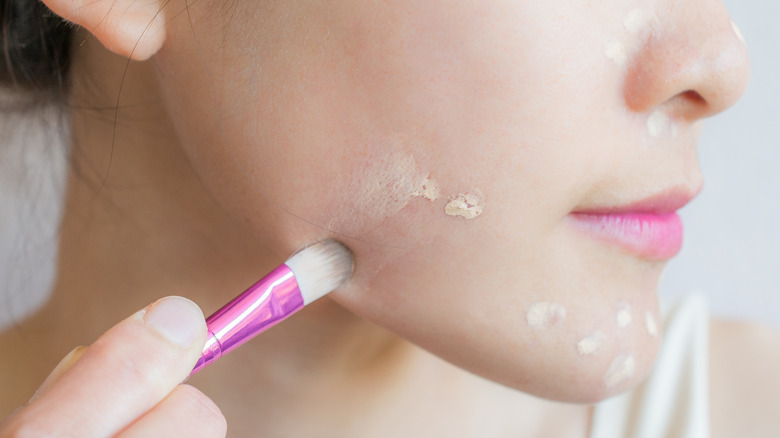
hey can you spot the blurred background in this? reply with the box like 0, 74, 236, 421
660, 0, 780, 329
1, 1, 779, 329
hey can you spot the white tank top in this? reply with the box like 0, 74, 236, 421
590, 294, 710, 438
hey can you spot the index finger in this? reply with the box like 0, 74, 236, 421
3, 297, 207, 438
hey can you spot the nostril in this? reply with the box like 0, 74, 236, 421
661, 90, 709, 121
681, 90, 706, 106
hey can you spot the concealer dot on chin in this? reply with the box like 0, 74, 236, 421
527, 302, 567, 330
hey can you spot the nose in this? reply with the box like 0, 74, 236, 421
623, 2, 750, 122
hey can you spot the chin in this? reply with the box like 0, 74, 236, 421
331, 246, 664, 405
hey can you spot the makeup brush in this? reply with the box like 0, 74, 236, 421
191, 240, 353, 375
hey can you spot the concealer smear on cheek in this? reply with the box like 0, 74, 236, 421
577, 331, 607, 356
526, 302, 566, 330
346, 151, 438, 225
604, 354, 636, 388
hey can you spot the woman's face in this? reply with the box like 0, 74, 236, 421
153, 0, 749, 402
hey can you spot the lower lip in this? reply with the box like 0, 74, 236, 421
568, 212, 684, 260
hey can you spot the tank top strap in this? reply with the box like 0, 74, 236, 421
590, 294, 710, 438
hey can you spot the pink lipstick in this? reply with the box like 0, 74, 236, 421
569, 212, 684, 259
569, 187, 699, 259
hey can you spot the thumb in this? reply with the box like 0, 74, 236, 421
12, 296, 207, 437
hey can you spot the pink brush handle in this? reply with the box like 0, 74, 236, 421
191, 264, 304, 376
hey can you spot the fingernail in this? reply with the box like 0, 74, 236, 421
30, 346, 87, 402
143, 297, 205, 348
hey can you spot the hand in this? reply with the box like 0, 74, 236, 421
0, 297, 226, 437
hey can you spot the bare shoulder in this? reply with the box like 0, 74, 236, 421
709, 319, 780, 438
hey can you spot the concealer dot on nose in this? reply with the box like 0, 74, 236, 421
731, 20, 746, 46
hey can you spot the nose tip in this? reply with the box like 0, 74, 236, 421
623, 8, 751, 121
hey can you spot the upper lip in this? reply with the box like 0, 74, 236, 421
573, 185, 703, 215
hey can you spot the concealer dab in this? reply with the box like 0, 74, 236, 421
616, 303, 632, 328
604, 355, 635, 388
731, 20, 746, 46
577, 331, 607, 356
605, 9, 657, 67
647, 110, 675, 138
527, 302, 566, 330
604, 41, 627, 67
445, 192, 483, 219
624, 10, 657, 35
645, 311, 658, 337
412, 177, 440, 201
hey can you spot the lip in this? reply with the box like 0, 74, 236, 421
568, 186, 701, 260
579, 186, 702, 215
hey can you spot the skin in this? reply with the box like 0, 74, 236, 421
0, 0, 776, 436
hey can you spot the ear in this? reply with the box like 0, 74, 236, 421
41, 0, 167, 61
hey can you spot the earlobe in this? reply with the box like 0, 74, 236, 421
41, 0, 167, 61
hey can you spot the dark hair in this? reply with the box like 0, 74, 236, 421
1, 0, 73, 99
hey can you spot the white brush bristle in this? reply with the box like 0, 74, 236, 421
284, 240, 354, 305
